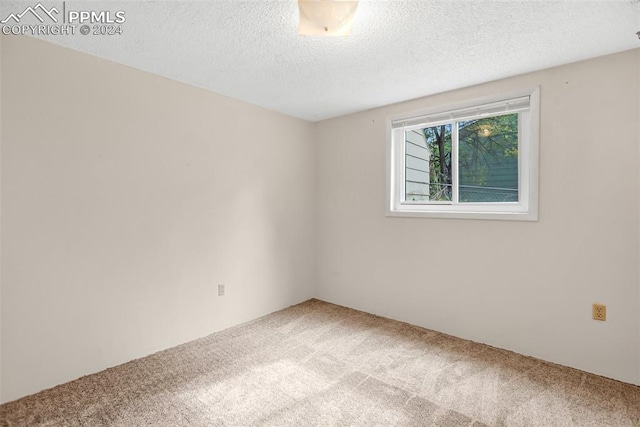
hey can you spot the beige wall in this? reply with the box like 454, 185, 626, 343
316, 49, 640, 385
0, 35, 317, 403
0, 33, 3, 401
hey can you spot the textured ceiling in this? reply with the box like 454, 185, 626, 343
3, 0, 640, 121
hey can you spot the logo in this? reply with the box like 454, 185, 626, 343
1, 3, 59, 24
1, 2, 126, 36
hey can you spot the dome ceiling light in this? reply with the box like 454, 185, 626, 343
297, 0, 359, 36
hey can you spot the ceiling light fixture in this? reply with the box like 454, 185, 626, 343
297, 0, 359, 36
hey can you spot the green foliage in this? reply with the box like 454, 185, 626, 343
422, 124, 452, 201
422, 113, 518, 202
458, 113, 518, 200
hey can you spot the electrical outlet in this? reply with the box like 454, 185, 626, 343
218, 284, 225, 296
592, 303, 606, 321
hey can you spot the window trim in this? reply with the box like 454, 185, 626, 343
386, 87, 540, 221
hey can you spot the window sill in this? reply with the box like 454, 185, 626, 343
386, 208, 538, 221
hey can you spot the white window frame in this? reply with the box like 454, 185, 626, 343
387, 87, 540, 221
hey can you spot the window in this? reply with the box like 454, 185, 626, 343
387, 87, 539, 221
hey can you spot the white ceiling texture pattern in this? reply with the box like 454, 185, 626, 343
2, 0, 640, 121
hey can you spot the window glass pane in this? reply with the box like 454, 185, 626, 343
457, 114, 518, 203
404, 124, 452, 202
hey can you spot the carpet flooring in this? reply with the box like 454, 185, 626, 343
1, 299, 639, 426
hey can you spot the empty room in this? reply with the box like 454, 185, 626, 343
1, 0, 639, 425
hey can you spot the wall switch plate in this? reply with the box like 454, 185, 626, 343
218, 284, 225, 296
592, 303, 606, 321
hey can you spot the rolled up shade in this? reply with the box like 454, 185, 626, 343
392, 96, 530, 129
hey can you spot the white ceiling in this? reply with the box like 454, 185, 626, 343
4, 0, 640, 121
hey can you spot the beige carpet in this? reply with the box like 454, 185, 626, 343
1, 299, 639, 426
